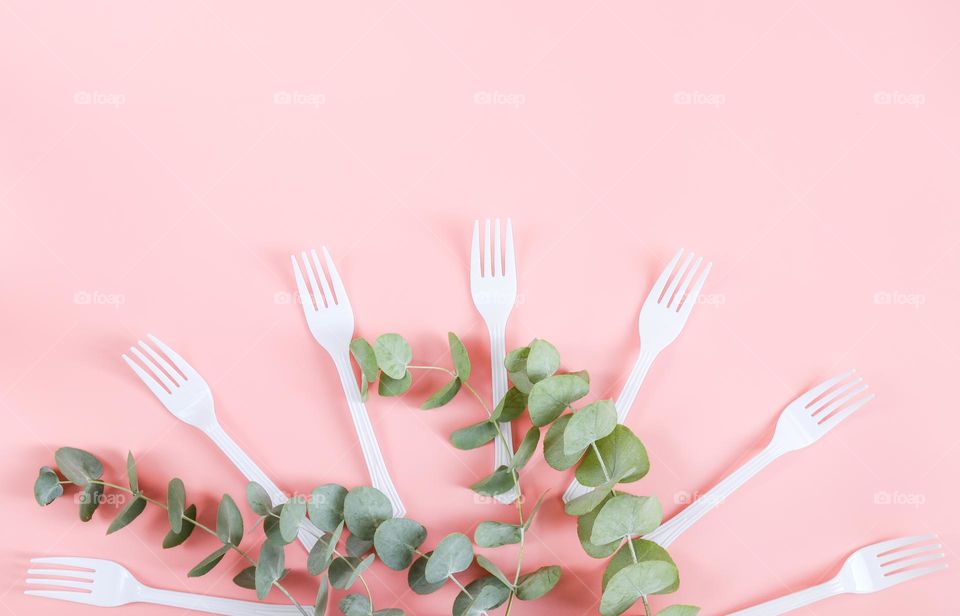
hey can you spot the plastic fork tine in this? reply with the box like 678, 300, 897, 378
885, 562, 948, 585
122, 354, 170, 398
811, 380, 867, 417
505, 218, 516, 277
27, 569, 94, 580
470, 221, 481, 279
801, 370, 857, 407
24, 590, 95, 604
300, 251, 324, 309
26, 577, 90, 591
322, 246, 348, 305
494, 218, 502, 277
680, 261, 712, 315
650, 249, 684, 302
872, 534, 939, 557
664, 252, 694, 306
310, 249, 335, 307
818, 393, 874, 429
884, 551, 946, 572
147, 335, 193, 379
880, 542, 943, 566
30, 557, 96, 567
137, 340, 183, 385
290, 255, 313, 311
672, 256, 702, 310
129, 346, 176, 391
483, 219, 492, 277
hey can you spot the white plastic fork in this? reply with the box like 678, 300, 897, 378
470, 218, 518, 504
25, 556, 305, 614
122, 335, 320, 552
292, 247, 405, 517
644, 370, 875, 548
729, 535, 946, 614
564, 248, 712, 503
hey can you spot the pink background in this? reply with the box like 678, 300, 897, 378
1, 2, 958, 614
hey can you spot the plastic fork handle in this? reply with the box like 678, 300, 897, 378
562, 347, 659, 503
204, 423, 319, 552
727, 580, 843, 615
490, 327, 518, 504
645, 442, 784, 548
331, 352, 407, 517
140, 586, 307, 615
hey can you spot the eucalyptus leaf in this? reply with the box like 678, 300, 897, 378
55, 447, 103, 487
378, 371, 412, 396
591, 494, 662, 545
448, 332, 471, 380
350, 337, 379, 383
564, 484, 614, 516
264, 504, 284, 543
510, 426, 540, 471
408, 551, 445, 594
309, 484, 347, 532
280, 498, 307, 543
577, 494, 620, 559
329, 554, 374, 589
452, 576, 510, 616
373, 334, 412, 379
338, 593, 371, 616
78, 482, 103, 522
603, 539, 679, 595
491, 387, 527, 422
564, 400, 617, 455
523, 492, 547, 530
476, 555, 513, 589
374, 518, 427, 570
658, 606, 700, 616
188, 545, 230, 578
232, 566, 257, 589
34, 467, 62, 506
599, 561, 678, 616
451, 420, 497, 450
470, 466, 515, 497
246, 482, 272, 517
373, 610, 404, 616
424, 532, 473, 583
346, 533, 374, 557
474, 521, 521, 548
255, 539, 285, 600
168, 478, 186, 533
504, 346, 530, 372
526, 339, 560, 383
508, 369, 534, 394
314, 576, 329, 616
516, 565, 561, 600
126, 451, 139, 493
217, 494, 244, 546
163, 504, 197, 548
576, 424, 649, 487
421, 377, 461, 409
343, 487, 393, 540
307, 521, 343, 575
106, 496, 146, 534
544, 415, 585, 470
528, 374, 590, 426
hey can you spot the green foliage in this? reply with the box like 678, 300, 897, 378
373, 334, 412, 379
217, 494, 244, 546
373, 518, 426, 570
309, 484, 347, 532
343, 487, 393, 540
424, 532, 473, 583
33, 467, 62, 506
528, 373, 590, 425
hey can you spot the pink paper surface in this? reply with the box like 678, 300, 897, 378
1, 2, 958, 614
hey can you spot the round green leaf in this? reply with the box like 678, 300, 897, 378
78, 482, 103, 522
350, 337, 379, 383
163, 504, 197, 548
307, 521, 343, 575
591, 494, 663, 545
329, 554, 374, 589
126, 451, 139, 493
576, 425, 649, 487
528, 374, 590, 426
544, 414, 584, 470
516, 565, 561, 600
658, 606, 701, 616
373, 333, 412, 379
564, 484, 614, 516
408, 551, 446, 594
424, 532, 473, 583
343, 486, 393, 540
107, 496, 146, 534
374, 518, 427, 570
600, 561, 678, 616
470, 466, 515, 497
309, 484, 348, 532
167, 478, 186, 533
378, 370, 412, 396
491, 387, 527, 422
314, 576, 330, 616
346, 533, 374, 557
246, 482, 272, 517
421, 377, 461, 409
510, 426, 540, 471
55, 447, 103, 487
279, 498, 306, 543
504, 346, 530, 372
577, 493, 620, 558
474, 521, 522, 548
255, 540, 285, 599
448, 332, 471, 380
603, 539, 679, 594
476, 555, 513, 588
451, 420, 497, 450
339, 593, 371, 616
564, 400, 617, 455
34, 467, 63, 506
232, 566, 257, 590
189, 545, 230, 578
526, 339, 560, 383
452, 576, 510, 616
217, 494, 244, 546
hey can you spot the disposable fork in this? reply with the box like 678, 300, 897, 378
729, 535, 946, 614
25, 556, 305, 614
122, 335, 321, 551
564, 248, 711, 503
291, 247, 405, 517
644, 370, 874, 548
470, 218, 518, 504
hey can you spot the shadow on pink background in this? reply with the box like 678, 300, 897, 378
2, 1, 959, 614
